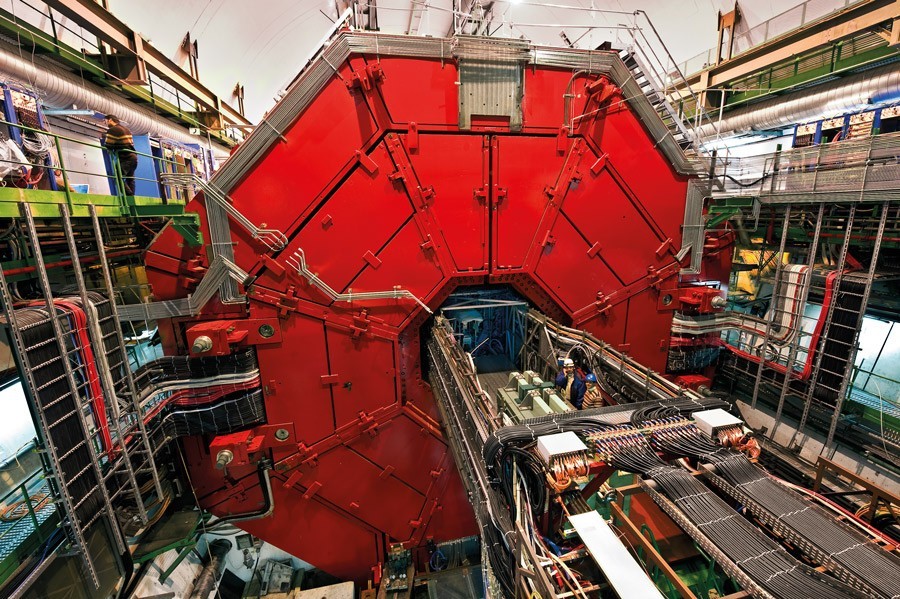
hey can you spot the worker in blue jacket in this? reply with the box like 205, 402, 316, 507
555, 357, 586, 409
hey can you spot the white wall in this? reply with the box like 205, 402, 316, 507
49, 119, 113, 195
0, 380, 37, 467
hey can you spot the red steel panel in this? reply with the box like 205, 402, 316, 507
405, 134, 489, 272
373, 57, 459, 126
253, 307, 336, 446
261, 142, 414, 299
562, 165, 669, 285
295, 447, 425, 542
533, 214, 621, 313
343, 220, 445, 328
493, 135, 567, 271
419, 464, 480, 542
522, 68, 573, 130
228, 65, 380, 239
239, 481, 382, 582
325, 327, 398, 427
348, 413, 448, 495
623, 290, 675, 372
593, 108, 688, 244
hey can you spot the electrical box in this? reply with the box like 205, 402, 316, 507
693, 409, 742, 438
536, 432, 587, 464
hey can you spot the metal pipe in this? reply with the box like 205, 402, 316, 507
696, 62, 900, 140
0, 38, 228, 152
209, 461, 275, 526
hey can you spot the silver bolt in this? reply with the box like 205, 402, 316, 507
215, 449, 234, 470
192, 335, 214, 353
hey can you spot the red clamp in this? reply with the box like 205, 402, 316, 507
593, 293, 612, 317
186, 318, 281, 356
350, 310, 371, 339
358, 411, 378, 437
586, 75, 621, 105
678, 287, 724, 314
346, 63, 385, 92
646, 266, 664, 290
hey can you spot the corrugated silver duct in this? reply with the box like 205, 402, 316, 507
697, 62, 900, 140
0, 38, 230, 151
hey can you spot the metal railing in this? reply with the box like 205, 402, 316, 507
0, 462, 60, 588
0, 116, 203, 210
618, 10, 722, 150
706, 129, 900, 204
849, 366, 900, 416
0, 465, 55, 546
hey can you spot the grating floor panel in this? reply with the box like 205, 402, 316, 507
0, 479, 58, 564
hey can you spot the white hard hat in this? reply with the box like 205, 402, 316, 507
563, 358, 575, 367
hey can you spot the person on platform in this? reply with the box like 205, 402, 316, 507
102, 114, 137, 196
555, 357, 586, 409
581, 373, 604, 410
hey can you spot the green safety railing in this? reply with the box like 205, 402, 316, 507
0, 459, 61, 588
847, 365, 900, 432
0, 117, 202, 245
851, 365, 900, 395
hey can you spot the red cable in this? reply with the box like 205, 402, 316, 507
726, 270, 838, 380
29, 299, 114, 454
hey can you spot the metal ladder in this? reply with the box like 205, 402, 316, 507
59, 205, 163, 519
0, 204, 119, 587
771, 203, 825, 433
748, 206, 794, 410
792, 203, 886, 449
87, 205, 164, 502
821, 202, 888, 449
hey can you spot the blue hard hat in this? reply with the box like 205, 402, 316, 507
585, 373, 597, 383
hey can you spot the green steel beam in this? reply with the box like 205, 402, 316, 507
0, 188, 202, 246
725, 44, 898, 106
169, 214, 203, 247
679, 0, 899, 90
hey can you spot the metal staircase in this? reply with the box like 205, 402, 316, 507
618, 49, 694, 151
617, 11, 722, 155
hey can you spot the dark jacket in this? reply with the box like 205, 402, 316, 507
103, 123, 135, 152
554, 372, 586, 409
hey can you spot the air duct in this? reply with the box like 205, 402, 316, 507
697, 61, 900, 140
0, 38, 231, 152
